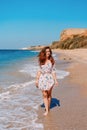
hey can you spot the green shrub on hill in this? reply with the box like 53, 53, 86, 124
51, 35, 87, 49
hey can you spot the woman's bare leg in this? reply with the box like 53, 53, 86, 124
42, 90, 49, 116
48, 87, 53, 111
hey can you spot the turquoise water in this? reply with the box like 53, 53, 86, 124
0, 50, 69, 87
0, 49, 38, 69
0, 50, 44, 130
0, 49, 39, 88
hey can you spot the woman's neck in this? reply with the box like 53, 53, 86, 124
45, 59, 51, 63
46, 58, 49, 61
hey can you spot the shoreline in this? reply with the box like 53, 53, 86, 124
37, 48, 87, 130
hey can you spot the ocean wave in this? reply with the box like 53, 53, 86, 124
19, 63, 70, 79
0, 80, 43, 130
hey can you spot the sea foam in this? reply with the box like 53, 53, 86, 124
19, 63, 70, 79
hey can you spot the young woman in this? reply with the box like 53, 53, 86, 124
35, 46, 58, 116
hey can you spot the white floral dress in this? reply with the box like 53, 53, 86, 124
38, 62, 56, 90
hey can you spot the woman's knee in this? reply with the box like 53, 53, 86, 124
48, 89, 52, 98
48, 94, 52, 98
42, 91, 48, 98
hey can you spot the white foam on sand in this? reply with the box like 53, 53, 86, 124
0, 91, 10, 100
56, 70, 70, 79
19, 62, 70, 79
0, 80, 44, 130
19, 53, 70, 79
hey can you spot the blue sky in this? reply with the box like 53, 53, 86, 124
0, 0, 87, 49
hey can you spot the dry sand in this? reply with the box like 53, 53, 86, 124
37, 48, 87, 130
53, 48, 87, 63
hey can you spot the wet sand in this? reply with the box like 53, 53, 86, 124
37, 48, 87, 130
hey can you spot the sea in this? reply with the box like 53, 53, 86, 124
0, 50, 69, 130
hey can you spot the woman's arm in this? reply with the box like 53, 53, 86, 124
52, 64, 58, 86
36, 71, 41, 81
35, 71, 41, 87
52, 72, 58, 86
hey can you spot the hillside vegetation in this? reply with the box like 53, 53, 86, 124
51, 34, 87, 49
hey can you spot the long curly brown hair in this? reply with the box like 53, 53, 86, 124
38, 46, 55, 66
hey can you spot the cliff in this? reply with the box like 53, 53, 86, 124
22, 28, 87, 50
51, 28, 87, 49
60, 28, 87, 41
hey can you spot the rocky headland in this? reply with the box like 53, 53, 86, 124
23, 28, 87, 50
51, 28, 87, 49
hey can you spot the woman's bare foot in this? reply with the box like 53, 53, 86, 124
43, 111, 48, 116
45, 108, 50, 111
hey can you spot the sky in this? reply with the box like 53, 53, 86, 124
0, 0, 87, 49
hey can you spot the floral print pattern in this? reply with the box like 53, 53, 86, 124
38, 62, 56, 90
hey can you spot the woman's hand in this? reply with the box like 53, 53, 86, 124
35, 80, 39, 88
54, 79, 58, 87
36, 71, 41, 88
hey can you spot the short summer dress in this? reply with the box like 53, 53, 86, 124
38, 62, 56, 90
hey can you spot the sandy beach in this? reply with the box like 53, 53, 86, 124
37, 48, 87, 130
